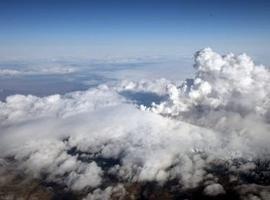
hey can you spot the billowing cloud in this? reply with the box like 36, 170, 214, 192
0, 48, 269, 199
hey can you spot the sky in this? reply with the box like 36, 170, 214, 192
0, 0, 270, 62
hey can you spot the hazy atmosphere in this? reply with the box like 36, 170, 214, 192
0, 1, 270, 200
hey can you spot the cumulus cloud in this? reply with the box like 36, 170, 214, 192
149, 48, 270, 157
0, 48, 269, 199
151, 48, 270, 116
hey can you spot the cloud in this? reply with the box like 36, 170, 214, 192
203, 183, 226, 196
236, 184, 270, 200
0, 69, 21, 76
151, 48, 270, 116
0, 64, 76, 76
83, 184, 126, 200
0, 48, 269, 199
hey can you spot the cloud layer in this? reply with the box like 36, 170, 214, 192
0, 65, 77, 76
0, 48, 269, 199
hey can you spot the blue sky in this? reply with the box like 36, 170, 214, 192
0, 0, 270, 62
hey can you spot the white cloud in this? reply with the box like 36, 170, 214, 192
0, 48, 269, 198
0, 64, 76, 76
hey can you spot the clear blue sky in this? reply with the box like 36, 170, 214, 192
0, 0, 270, 61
